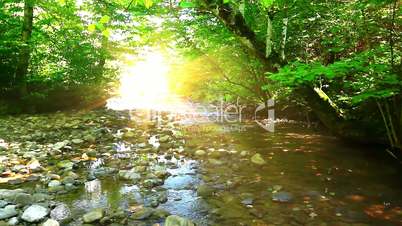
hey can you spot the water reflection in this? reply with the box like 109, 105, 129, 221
85, 179, 102, 199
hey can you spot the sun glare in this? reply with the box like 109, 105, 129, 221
107, 51, 171, 110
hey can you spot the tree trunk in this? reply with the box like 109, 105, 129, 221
265, 15, 272, 58
200, 1, 387, 143
280, 17, 288, 62
14, 0, 34, 98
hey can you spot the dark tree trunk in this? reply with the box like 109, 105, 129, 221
201, 0, 280, 71
14, 0, 34, 98
200, 1, 387, 144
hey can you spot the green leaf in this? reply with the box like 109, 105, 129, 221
261, 0, 274, 8
179, 1, 195, 8
99, 15, 110, 24
87, 24, 96, 32
102, 28, 111, 38
223, 0, 230, 4
144, 0, 153, 8
96, 23, 105, 31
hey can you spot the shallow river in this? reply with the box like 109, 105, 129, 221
59, 119, 402, 226
0, 108, 402, 226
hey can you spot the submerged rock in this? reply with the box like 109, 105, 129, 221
42, 219, 59, 226
21, 204, 49, 222
197, 185, 214, 197
82, 208, 104, 223
0, 205, 18, 220
250, 153, 266, 165
208, 159, 223, 166
48, 180, 61, 187
0, 189, 25, 201
272, 192, 293, 203
92, 167, 117, 178
131, 207, 154, 220
50, 204, 71, 222
32, 193, 49, 203
56, 160, 74, 170
143, 178, 164, 188
159, 135, 170, 143
13, 193, 33, 206
119, 169, 141, 181
194, 150, 206, 157
165, 215, 195, 226
241, 197, 254, 205
71, 139, 84, 144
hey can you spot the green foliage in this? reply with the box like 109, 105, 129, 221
0, 0, 165, 113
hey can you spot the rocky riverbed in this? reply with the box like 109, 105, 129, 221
0, 109, 401, 226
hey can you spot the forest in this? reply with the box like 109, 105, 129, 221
0, 0, 401, 225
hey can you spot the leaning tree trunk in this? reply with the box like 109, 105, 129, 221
14, 0, 34, 98
199, 0, 386, 143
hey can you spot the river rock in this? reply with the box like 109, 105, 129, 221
118, 169, 141, 181
272, 185, 283, 192
83, 134, 96, 143
0, 189, 25, 201
154, 169, 170, 179
0, 205, 18, 220
209, 151, 223, 159
7, 217, 18, 226
85, 149, 97, 157
143, 178, 163, 188
194, 150, 206, 156
251, 153, 266, 165
71, 139, 83, 144
26, 159, 42, 172
83, 208, 104, 223
165, 215, 195, 226
0, 201, 7, 208
208, 159, 223, 166
56, 160, 74, 170
272, 192, 293, 203
42, 219, 59, 226
197, 185, 214, 197
61, 176, 76, 185
7, 178, 23, 185
21, 204, 49, 222
123, 131, 136, 139
92, 167, 117, 178
159, 135, 170, 143
50, 204, 71, 222
48, 180, 61, 187
13, 193, 33, 206
153, 209, 170, 218
32, 193, 49, 203
131, 207, 154, 220
241, 197, 254, 205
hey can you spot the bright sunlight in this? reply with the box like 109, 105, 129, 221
107, 50, 171, 110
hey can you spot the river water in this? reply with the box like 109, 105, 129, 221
0, 109, 401, 226
64, 119, 402, 225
